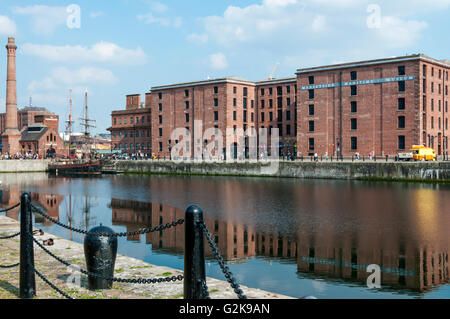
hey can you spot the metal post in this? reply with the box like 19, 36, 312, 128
84, 225, 118, 290
20, 193, 36, 299
184, 205, 208, 299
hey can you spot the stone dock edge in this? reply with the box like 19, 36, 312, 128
0, 215, 293, 300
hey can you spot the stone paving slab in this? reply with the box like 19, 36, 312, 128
0, 215, 293, 299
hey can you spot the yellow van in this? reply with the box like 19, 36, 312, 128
411, 145, 436, 161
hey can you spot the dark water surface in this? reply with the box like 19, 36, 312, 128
1, 173, 449, 299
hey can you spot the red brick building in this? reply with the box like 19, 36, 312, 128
297, 54, 449, 157
19, 123, 65, 157
0, 107, 60, 136
150, 78, 257, 159
111, 54, 448, 159
108, 94, 152, 156
255, 77, 298, 156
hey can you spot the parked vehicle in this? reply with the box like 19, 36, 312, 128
411, 145, 436, 161
398, 152, 413, 161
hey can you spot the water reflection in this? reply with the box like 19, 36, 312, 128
0, 173, 449, 298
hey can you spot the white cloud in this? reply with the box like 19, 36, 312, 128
187, 33, 209, 44
150, 1, 168, 13
311, 15, 327, 32
27, 67, 118, 96
137, 13, 182, 27
375, 16, 428, 48
51, 67, 118, 86
209, 53, 228, 70
21, 42, 148, 65
263, 0, 298, 7
89, 11, 104, 19
12, 5, 68, 36
0, 15, 17, 35
193, 0, 436, 67
28, 77, 58, 92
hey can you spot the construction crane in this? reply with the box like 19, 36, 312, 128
269, 62, 280, 80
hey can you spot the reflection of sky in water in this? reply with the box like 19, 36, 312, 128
2, 173, 449, 299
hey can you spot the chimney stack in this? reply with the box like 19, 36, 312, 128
2, 37, 21, 155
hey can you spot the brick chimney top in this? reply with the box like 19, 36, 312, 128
6, 37, 16, 49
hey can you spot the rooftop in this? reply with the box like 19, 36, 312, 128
151, 77, 256, 91
296, 54, 450, 74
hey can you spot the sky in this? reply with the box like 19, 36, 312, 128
0, 0, 449, 134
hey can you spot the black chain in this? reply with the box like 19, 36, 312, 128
201, 279, 211, 299
0, 263, 20, 268
31, 264, 74, 299
0, 203, 20, 213
199, 221, 247, 299
0, 229, 42, 240
32, 235, 184, 284
0, 232, 21, 240
31, 204, 184, 237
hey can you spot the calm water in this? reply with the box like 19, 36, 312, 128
1, 173, 449, 299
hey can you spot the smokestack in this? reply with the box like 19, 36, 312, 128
2, 37, 21, 155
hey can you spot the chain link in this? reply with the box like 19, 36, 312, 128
31, 204, 184, 237
0, 203, 20, 213
31, 264, 74, 299
199, 221, 247, 299
32, 235, 184, 284
0, 263, 20, 268
0, 229, 42, 240
201, 279, 211, 299
0, 232, 21, 240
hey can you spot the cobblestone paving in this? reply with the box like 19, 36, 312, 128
0, 215, 292, 299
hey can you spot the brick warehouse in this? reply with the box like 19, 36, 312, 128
297, 54, 449, 157
109, 94, 152, 156
109, 54, 449, 158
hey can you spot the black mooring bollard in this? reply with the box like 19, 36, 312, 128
20, 193, 36, 299
84, 225, 118, 290
184, 205, 208, 299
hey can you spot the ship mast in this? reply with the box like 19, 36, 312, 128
66, 89, 73, 158
79, 91, 96, 153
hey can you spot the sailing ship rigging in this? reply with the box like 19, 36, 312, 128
48, 90, 103, 176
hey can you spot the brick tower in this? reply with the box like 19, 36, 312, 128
2, 37, 21, 155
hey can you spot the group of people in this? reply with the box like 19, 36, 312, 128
1, 152, 41, 160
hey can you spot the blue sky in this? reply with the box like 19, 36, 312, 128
0, 0, 449, 133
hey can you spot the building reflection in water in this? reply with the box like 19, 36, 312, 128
1, 174, 448, 296
0, 183, 63, 225
110, 191, 448, 295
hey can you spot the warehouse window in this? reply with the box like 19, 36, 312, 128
398, 136, 406, 150
399, 81, 406, 92
309, 138, 315, 150
398, 66, 406, 76
398, 98, 406, 110
398, 116, 405, 129
351, 137, 358, 150
351, 118, 357, 130
351, 101, 357, 113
